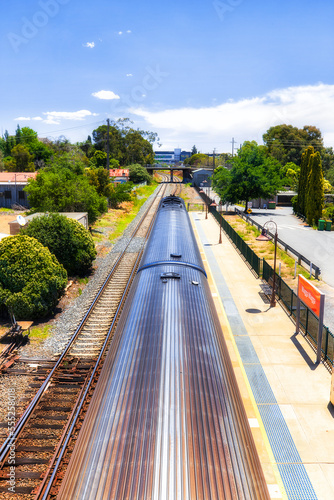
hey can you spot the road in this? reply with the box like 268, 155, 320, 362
247, 207, 334, 287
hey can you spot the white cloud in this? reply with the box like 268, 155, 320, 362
92, 90, 120, 100
118, 31, 123, 35
126, 74, 133, 77
14, 116, 31, 121
129, 83, 334, 150
83, 41, 95, 48
14, 111, 99, 126
43, 110, 99, 124
126, 30, 131, 34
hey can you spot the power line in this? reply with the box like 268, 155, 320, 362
2, 120, 105, 141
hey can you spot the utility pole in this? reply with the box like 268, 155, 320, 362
106, 118, 110, 170
231, 137, 237, 157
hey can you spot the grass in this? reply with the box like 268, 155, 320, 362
108, 184, 158, 243
224, 214, 314, 284
90, 183, 159, 246
29, 325, 52, 343
0, 208, 15, 213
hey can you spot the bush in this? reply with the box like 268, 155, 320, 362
128, 163, 151, 184
24, 166, 108, 224
106, 182, 133, 208
323, 204, 334, 223
0, 235, 67, 320
291, 195, 299, 214
21, 214, 97, 276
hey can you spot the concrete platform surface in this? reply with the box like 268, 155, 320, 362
190, 211, 334, 500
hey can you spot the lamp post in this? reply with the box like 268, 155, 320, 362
256, 220, 278, 307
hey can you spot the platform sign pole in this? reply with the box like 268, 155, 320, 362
295, 294, 301, 336
296, 275, 325, 365
317, 294, 325, 364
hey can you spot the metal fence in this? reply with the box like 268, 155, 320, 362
263, 259, 334, 366
210, 207, 261, 277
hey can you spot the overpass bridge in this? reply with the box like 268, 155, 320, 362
145, 164, 214, 182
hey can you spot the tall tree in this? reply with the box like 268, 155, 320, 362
24, 161, 107, 223
263, 124, 323, 166
306, 152, 324, 226
212, 141, 282, 212
191, 145, 198, 155
2, 130, 15, 157
10, 144, 35, 172
297, 146, 314, 216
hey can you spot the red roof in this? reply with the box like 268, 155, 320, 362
109, 169, 129, 177
0, 172, 37, 183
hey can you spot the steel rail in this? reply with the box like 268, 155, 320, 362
0, 182, 166, 467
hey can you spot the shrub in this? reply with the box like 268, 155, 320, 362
21, 214, 97, 276
291, 195, 298, 214
0, 235, 67, 320
128, 163, 151, 184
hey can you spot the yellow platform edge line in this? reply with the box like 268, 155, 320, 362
191, 215, 288, 500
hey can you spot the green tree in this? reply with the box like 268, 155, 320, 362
280, 161, 300, 189
89, 150, 107, 168
123, 130, 154, 165
305, 152, 324, 226
0, 150, 4, 172
21, 214, 97, 276
296, 146, 314, 215
212, 141, 282, 212
1, 130, 15, 157
78, 135, 94, 158
106, 183, 133, 208
191, 145, 198, 155
92, 124, 124, 161
184, 153, 209, 166
24, 164, 107, 223
128, 163, 152, 184
91, 120, 156, 166
263, 124, 323, 166
10, 144, 35, 172
0, 235, 67, 319
86, 166, 111, 196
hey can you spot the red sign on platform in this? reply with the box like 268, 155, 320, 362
298, 275, 322, 317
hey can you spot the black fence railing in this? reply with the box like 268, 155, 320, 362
263, 259, 334, 366
210, 206, 261, 278
235, 208, 321, 279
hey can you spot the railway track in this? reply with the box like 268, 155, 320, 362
0, 183, 169, 499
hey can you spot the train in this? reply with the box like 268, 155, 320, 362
58, 195, 270, 499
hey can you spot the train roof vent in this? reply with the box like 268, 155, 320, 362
170, 253, 182, 258
160, 272, 181, 283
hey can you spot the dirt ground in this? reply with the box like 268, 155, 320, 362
0, 212, 21, 235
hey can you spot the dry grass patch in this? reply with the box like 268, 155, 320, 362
224, 214, 311, 288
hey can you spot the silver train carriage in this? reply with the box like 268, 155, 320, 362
58, 195, 270, 500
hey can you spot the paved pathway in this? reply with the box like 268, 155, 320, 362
191, 210, 334, 500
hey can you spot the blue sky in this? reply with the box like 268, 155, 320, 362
1, 0, 334, 153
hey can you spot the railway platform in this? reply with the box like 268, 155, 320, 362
191, 211, 334, 500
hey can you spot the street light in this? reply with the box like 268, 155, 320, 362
256, 220, 278, 307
